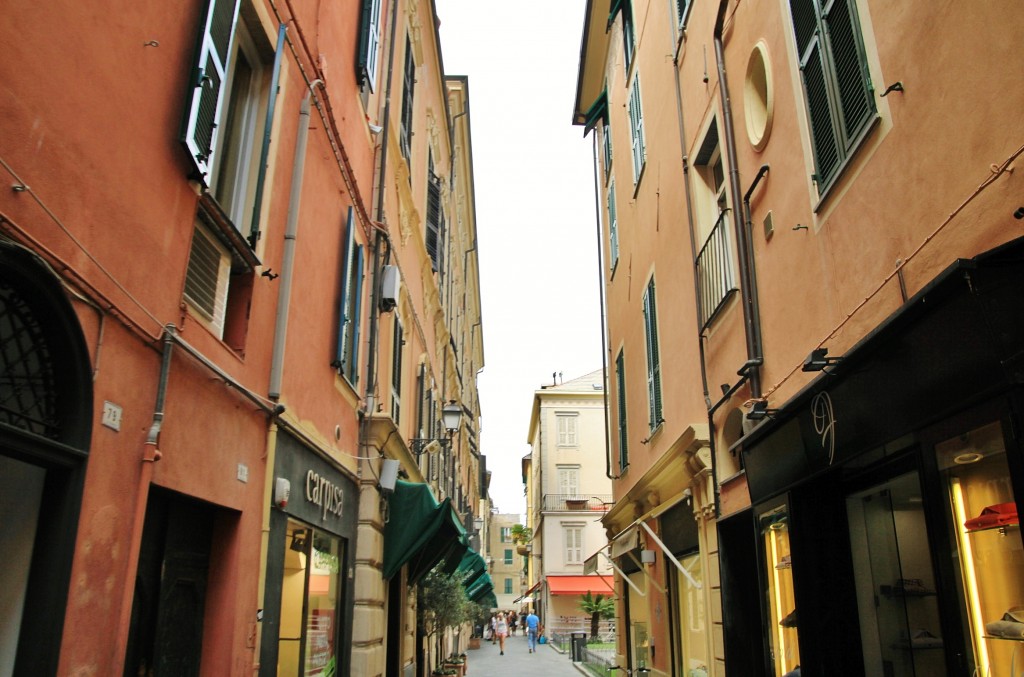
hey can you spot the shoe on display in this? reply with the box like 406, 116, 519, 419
780, 610, 798, 628
985, 607, 1024, 639
775, 554, 792, 570
892, 629, 943, 649
893, 578, 933, 595
964, 502, 1019, 531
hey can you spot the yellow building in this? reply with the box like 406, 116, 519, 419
576, 0, 1024, 675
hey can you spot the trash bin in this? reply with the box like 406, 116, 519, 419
570, 632, 587, 662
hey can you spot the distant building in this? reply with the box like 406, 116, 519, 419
522, 370, 614, 636
488, 513, 524, 610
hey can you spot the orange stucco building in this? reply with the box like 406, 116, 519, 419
576, 0, 1024, 675
1, 0, 486, 676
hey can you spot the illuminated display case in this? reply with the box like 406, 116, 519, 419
759, 505, 800, 676
937, 421, 1024, 677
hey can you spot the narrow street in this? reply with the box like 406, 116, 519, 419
465, 634, 584, 677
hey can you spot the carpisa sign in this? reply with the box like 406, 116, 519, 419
307, 469, 344, 520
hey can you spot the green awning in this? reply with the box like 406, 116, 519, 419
583, 90, 609, 134
383, 480, 469, 583
466, 571, 494, 603
456, 548, 488, 584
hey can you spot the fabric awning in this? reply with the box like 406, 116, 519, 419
547, 575, 615, 596
610, 523, 639, 559
383, 480, 469, 583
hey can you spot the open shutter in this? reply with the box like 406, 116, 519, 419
426, 173, 441, 270
356, 0, 383, 91
616, 352, 628, 470
643, 281, 662, 430
608, 181, 619, 268
348, 245, 364, 384
247, 23, 286, 249
181, 0, 241, 184
824, 0, 874, 143
333, 208, 356, 370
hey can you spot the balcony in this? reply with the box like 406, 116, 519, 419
542, 495, 612, 512
696, 209, 738, 329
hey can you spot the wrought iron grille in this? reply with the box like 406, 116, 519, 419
0, 279, 59, 438
695, 209, 738, 329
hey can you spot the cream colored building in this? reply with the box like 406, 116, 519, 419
489, 513, 524, 610
523, 370, 615, 637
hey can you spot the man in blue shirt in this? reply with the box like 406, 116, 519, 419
526, 610, 540, 653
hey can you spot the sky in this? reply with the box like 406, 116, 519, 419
433, 1, 604, 519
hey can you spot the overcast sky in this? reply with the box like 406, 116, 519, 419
434, 1, 604, 520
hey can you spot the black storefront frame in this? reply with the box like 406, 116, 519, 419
723, 239, 1024, 676
259, 433, 358, 677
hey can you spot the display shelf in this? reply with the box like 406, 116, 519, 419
879, 584, 936, 598
983, 635, 1024, 642
965, 522, 1019, 535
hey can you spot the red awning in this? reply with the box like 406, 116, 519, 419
546, 575, 615, 596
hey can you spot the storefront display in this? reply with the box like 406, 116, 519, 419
937, 420, 1024, 677
759, 505, 800, 676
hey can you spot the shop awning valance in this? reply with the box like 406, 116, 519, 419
383, 480, 468, 583
547, 575, 615, 596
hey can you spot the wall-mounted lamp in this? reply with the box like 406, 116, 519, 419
641, 549, 657, 565
746, 400, 778, 422
802, 347, 843, 373
379, 458, 400, 493
410, 401, 463, 456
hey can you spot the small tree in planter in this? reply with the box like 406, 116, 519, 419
419, 567, 471, 674
578, 591, 616, 642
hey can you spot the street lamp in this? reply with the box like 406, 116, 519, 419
410, 400, 463, 456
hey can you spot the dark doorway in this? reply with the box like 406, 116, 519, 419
125, 488, 215, 677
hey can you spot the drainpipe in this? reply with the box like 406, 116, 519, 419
269, 81, 322, 399
589, 132, 616, 481
715, 0, 763, 399
113, 326, 174, 673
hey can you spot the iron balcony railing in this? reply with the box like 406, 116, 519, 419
542, 494, 613, 512
695, 209, 738, 329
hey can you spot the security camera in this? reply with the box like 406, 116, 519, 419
368, 123, 383, 135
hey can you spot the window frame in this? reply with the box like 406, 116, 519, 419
356, 0, 383, 91
332, 208, 364, 385
564, 524, 584, 565
556, 414, 579, 447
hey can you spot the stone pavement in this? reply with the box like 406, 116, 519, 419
463, 632, 586, 677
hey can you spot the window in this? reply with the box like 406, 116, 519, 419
426, 153, 445, 273
500, 526, 513, 543
628, 76, 646, 184
616, 350, 629, 472
183, 223, 231, 335
558, 466, 581, 498
181, 0, 276, 246
505, 578, 514, 595
611, 0, 636, 72
602, 120, 613, 177
565, 525, 584, 564
788, 0, 875, 191
694, 126, 737, 327
557, 414, 578, 446
608, 180, 619, 271
399, 36, 415, 161
391, 317, 403, 423
642, 279, 663, 431
504, 549, 514, 565
332, 208, 364, 384
356, 0, 383, 91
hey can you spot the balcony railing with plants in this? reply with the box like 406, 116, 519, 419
696, 209, 737, 329
542, 495, 612, 512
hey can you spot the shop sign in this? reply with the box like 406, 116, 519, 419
306, 469, 344, 520
811, 391, 836, 466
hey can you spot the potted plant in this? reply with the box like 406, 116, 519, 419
512, 524, 533, 555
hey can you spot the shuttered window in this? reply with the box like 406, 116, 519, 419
642, 279, 663, 431
184, 223, 231, 337
181, 0, 241, 183
356, 0, 383, 91
608, 180, 619, 270
789, 0, 874, 190
399, 36, 415, 161
565, 526, 583, 564
616, 350, 629, 471
332, 208, 364, 385
391, 318, 403, 423
426, 154, 443, 271
628, 76, 646, 184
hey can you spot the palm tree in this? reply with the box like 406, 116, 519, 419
578, 591, 615, 641
510, 524, 532, 545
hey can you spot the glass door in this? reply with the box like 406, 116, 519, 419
846, 472, 944, 676
935, 420, 1023, 677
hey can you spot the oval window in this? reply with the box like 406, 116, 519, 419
744, 41, 773, 151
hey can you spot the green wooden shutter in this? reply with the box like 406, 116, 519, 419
399, 37, 415, 160
333, 208, 356, 371
356, 0, 383, 91
825, 0, 874, 142
616, 351, 628, 471
608, 181, 619, 268
247, 23, 285, 249
181, 0, 241, 184
643, 281, 663, 430
347, 244, 364, 384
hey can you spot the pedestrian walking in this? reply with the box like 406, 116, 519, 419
495, 612, 509, 655
526, 610, 540, 653
490, 613, 498, 644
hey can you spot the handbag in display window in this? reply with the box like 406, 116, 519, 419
964, 503, 1019, 532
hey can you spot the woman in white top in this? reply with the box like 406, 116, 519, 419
495, 613, 509, 655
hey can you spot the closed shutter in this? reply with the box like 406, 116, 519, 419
426, 161, 441, 270
181, 0, 241, 184
628, 78, 646, 182
356, 0, 383, 91
616, 351, 628, 470
826, 0, 873, 141
184, 225, 230, 335
608, 181, 619, 268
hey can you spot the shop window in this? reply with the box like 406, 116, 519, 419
936, 421, 1023, 676
278, 522, 344, 676
759, 504, 800, 676
846, 472, 943, 677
